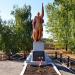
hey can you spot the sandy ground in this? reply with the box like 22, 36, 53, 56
0, 60, 23, 75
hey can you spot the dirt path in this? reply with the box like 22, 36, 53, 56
0, 60, 23, 75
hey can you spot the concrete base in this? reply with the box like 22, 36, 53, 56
26, 50, 52, 65
21, 41, 61, 75
23, 51, 61, 75
33, 41, 44, 51
26, 41, 52, 65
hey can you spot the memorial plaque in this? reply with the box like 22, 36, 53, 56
33, 51, 45, 61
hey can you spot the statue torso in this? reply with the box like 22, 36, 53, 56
35, 16, 43, 30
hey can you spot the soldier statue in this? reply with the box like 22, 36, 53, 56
32, 3, 44, 41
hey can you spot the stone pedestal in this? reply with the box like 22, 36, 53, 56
26, 41, 52, 65
33, 41, 45, 62
22, 41, 61, 75
33, 41, 44, 51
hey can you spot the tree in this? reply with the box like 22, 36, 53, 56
11, 5, 32, 58
0, 19, 19, 59
46, 0, 75, 51
1, 25, 13, 59
0, 17, 2, 50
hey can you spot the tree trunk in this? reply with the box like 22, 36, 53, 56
24, 51, 26, 59
65, 44, 68, 51
7, 54, 11, 60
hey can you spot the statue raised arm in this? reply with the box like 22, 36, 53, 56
41, 3, 44, 18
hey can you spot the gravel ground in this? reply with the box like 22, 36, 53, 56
0, 60, 23, 75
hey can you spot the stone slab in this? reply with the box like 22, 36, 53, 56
25, 51, 52, 65
33, 51, 45, 61
33, 41, 44, 51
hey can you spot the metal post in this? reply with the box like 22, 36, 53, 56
55, 52, 57, 59
67, 56, 70, 67
60, 53, 62, 63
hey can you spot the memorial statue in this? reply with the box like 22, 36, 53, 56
32, 3, 44, 41
21, 3, 61, 75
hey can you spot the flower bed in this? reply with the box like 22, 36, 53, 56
24, 65, 59, 75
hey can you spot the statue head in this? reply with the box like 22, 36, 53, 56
37, 12, 40, 16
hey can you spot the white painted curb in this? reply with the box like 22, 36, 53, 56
52, 63, 61, 75
20, 61, 27, 75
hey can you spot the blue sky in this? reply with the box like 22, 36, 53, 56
0, 0, 53, 21
0, 0, 53, 38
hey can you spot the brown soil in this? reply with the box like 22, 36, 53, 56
24, 65, 59, 75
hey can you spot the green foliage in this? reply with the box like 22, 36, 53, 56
0, 4, 32, 59
46, 0, 75, 51
11, 4, 32, 52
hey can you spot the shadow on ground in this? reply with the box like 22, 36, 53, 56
56, 64, 75, 74
8, 53, 27, 62
49, 56, 75, 74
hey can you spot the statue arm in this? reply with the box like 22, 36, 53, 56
41, 3, 44, 18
